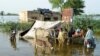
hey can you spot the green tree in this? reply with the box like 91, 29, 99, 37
49, 0, 85, 15
0, 11, 4, 23
49, 0, 64, 11
0, 11, 4, 16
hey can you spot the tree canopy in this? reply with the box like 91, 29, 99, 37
49, 0, 85, 15
0, 11, 4, 16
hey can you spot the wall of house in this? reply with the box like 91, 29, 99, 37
52, 12, 61, 21
19, 11, 28, 23
29, 12, 44, 21
19, 9, 61, 23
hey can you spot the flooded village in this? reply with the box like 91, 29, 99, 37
0, 0, 100, 56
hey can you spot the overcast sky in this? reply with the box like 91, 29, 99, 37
0, 0, 100, 14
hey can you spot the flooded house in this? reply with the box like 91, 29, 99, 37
19, 8, 61, 23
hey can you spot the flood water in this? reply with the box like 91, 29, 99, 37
0, 16, 19, 23
0, 32, 34, 56
0, 32, 100, 56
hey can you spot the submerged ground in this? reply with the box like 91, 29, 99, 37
0, 32, 100, 56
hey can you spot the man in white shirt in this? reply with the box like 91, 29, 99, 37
84, 26, 96, 48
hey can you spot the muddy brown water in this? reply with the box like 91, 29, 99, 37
0, 32, 100, 56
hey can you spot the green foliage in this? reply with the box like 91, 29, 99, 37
0, 22, 17, 32
92, 20, 100, 29
0, 22, 33, 32
94, 29, 100, 34
49, 0, 64, 9
72, 15, 100, 33
17, 22, 33, 31
0, 11, 4, 16
64, 0, 84, 15
49, 0, 85, 15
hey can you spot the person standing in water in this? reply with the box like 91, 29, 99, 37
84, 26, 96, 48
67, 27, 75, 45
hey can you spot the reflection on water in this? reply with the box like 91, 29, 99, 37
85, 49, 94, 56
10, 38, 17, 50
0, 32, 100, 56
33, 44, 95, 56
33, 35, 100, 56
0, 32, 34, 56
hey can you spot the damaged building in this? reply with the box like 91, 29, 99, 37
19, 8, 61, 23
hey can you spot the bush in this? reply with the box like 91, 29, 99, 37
0, 22, 33, 32
17, 22, 33, 30
72, 15, 100, 34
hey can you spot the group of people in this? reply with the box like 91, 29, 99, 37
67, 26, 96, 48
67, 27, 84, 45
48, 25, 96, 48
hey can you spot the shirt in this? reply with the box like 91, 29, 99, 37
85, 29, 93, 40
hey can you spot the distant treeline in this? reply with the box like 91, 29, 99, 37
0, 11, 18, 16
88, 14, 100, 16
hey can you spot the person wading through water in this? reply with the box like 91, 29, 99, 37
67, 27, 75, 45
84, 26, 96, 49
10, 28, 16, 40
